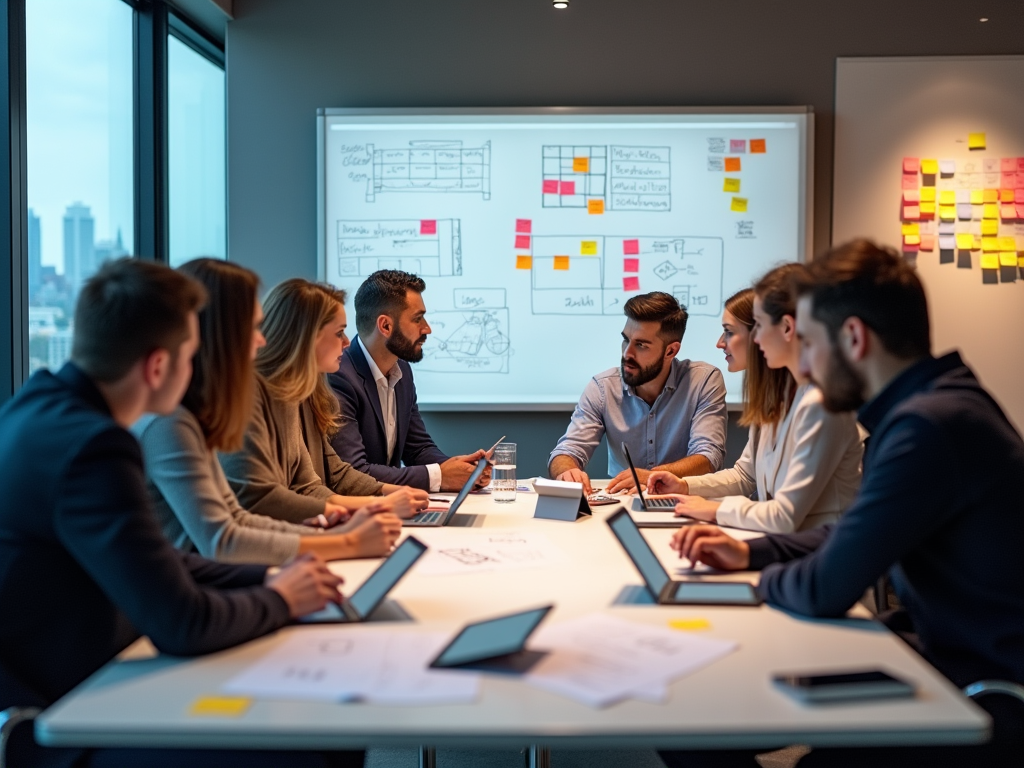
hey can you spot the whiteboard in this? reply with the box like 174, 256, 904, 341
834, 56, 1024, 432
317, 108, 813, 408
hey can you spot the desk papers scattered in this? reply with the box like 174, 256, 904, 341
223, 627, 478, 705
415, 529, 568, 576
524, 614, 736, 707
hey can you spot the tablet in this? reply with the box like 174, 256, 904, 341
669, 581, 762, 606
429, 605, 553, 673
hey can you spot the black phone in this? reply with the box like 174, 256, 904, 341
772, 669, 915, 704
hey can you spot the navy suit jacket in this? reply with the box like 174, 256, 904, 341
0, 364, 290, 711
328, 338, 448, 490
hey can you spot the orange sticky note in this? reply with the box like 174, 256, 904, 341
724, 157, 741, 172
516, 255, 532, 270
750, 139, 766, 154
573, 157, 589, 173
920, 234, 935, 251
730, 197, 748, 212
984, 189, 999, 203
1001, 189, 1016, 202
553, 255, 570, 270
587, 198, 604, 215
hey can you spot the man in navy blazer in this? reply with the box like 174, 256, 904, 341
329, 270, 490, 492
0, 260, 357, 768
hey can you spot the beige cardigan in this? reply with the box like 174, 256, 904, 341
685, 384, 864, 533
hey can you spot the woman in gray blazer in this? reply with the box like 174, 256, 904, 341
648, 266, 864, 533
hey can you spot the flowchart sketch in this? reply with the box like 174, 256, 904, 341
368, 141, 491, 201
336, 219, 462, 278
524, 235, 722, 317
418, 288, 512, 374
608, 146, 672, 211
541, 146, 607, 209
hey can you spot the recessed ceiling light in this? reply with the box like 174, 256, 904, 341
553, 0, 569, 8
979, 17, 989, 21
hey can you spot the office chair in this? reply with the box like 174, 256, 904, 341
964, 679, 1024, 704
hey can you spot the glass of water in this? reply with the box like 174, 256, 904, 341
492, 443, 517, 503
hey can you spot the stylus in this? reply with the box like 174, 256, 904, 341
485, 436, 506, 456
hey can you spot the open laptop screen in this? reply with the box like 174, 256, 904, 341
607, 510, 670, 598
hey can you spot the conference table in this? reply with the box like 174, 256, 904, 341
36, 486, 989, 764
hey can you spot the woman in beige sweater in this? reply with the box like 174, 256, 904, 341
220, 278, 429, 525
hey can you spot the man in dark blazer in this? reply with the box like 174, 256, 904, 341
329, 270, 490, 492
0, 260, 358, 768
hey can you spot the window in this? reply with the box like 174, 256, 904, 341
25, 0, 134, 374
168, 34, 225, 267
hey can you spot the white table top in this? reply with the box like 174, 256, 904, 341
37, 489, 989, 751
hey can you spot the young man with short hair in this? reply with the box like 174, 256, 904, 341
329, 269, 491, 492
549, 291, 727, 495
0, 259, 359, 768
663, 240, 1024, 767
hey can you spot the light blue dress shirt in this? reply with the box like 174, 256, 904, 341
550, 358, 728, 477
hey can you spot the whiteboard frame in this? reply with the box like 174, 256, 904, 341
316, 107, 814, 411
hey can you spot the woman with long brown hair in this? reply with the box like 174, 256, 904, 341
648, 264, 864, 533
219, 277, 428, 525
133, 258, 400, 563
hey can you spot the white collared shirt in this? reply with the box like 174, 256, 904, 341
358, 337, 442, 491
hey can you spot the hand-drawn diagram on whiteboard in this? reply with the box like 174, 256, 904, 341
521, 235, 722, 317
366, 141, 491, 202
418, 288, 512, 374
542, 145, 671, 211
336, 219, 462, 278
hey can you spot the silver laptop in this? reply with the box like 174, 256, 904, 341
404, 458, 487, 527
621, 442, 676, 509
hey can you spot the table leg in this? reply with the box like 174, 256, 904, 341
419, 745, 436, 768
526, 744, 551, 768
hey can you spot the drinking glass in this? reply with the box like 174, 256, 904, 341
492, 443, 517, 503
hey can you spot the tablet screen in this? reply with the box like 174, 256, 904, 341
347, 536, 427, 618
672, 582, 760, 604
432, 606, 552, 667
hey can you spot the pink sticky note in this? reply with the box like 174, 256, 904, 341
903, 157, 920, 173
903, 205, 920, 220
902, 241, 920, 253
623, 276, 640, 292
419, 219, 436, 235
1017, 173, 1024, 188
903, 189, 920, 203
514, 235, 530, 249
623, 239, 640, 255
542, 179, 558, 194
623, 258, 640, 273
1001, 158, 1016, 173
1017, 189, 1024, 203
560, 180, 576, 195
730, 139, 746, 153
1002, 173, 1016, 189
515, 218, 532, 233
1018, 202, 1024, 219
1018, 157, 1024, 172
902, 173, 918, 190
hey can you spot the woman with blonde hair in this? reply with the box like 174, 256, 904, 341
649, 264, 864, 533
220, 278, 428, 525
133, 258, 399, 563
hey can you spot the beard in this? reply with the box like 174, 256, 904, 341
621, 356, 665, 388
386, 326, 427, 363
815, 345, 866, 413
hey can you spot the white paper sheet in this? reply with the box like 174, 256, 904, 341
525, 614, 736, 708
414, 529, 568, 576
223, 627, 479, 705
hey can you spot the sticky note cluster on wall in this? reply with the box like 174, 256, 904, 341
708, 135, 766, 214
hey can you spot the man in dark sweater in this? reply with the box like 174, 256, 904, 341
663, 240, 1024, 767
0, 260, 359, 768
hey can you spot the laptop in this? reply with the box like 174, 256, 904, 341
404, 457, 487, 527
606, 508, 761, 606
621, 442, 676, 509
298, 535, 428, 623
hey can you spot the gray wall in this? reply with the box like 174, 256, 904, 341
225, 0, 1023, 476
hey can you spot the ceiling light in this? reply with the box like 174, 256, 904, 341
553, 0, 569, 8
979, 17, 988, 21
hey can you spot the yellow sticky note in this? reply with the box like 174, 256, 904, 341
573, 157, 589, 173
903, 234, 921, 246
723, 178, 741, 193
919, 201, 936, 215
981, 254, 999, 269
1019, 255, 1024, 268
730, 197, 748, 212
553, 255, 570, 270
968, 132, 986, 150
998, 237, 1017, 251
984, 189, 999, 203
515, 255, 532, 270
939, 205, 956, 221
983, 203, 999, 219
919, 188, 936, 202
921, 158, 938, 175
970, 189, 984, 204
580, 240, 598, 255
956, 233, 975, 250
901, 223, 919, 236
189, 696, 251, 717
981, 219, 999, 235
1000, 252, 1017, 267
669, 618, 712, 632
587, 198, 604, 215
938, 190, 956, 205
982, 237, 998, 252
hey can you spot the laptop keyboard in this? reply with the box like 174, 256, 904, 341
411, 511, 442, 524
644, 497, 677, 509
